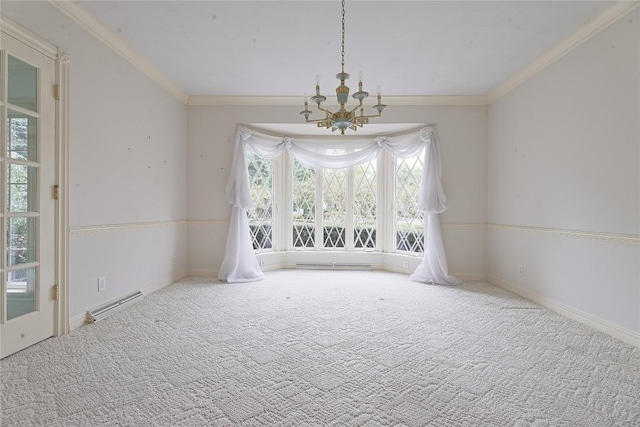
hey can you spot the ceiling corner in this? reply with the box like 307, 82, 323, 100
48, 0, 189, 104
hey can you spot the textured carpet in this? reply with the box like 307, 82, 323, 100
1, 270, 639, 426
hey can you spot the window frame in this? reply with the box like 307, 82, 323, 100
246, 146, 426, 255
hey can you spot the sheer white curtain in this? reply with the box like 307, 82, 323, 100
218, 125, 461, 285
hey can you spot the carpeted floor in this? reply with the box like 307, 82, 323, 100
2, 270, 639, 426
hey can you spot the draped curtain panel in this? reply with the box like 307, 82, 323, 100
218, 126, 461, 285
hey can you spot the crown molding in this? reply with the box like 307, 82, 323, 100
488, 1, 639, 104
48, 0, 189, 104
187, 95, 488, 107
45, 0, 638, 107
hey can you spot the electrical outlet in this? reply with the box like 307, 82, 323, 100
518, 265, 525, 276
260, 258, 265, 266
98, 277, 106, 292
403, 260, 409, 269
331, 256, 337, 265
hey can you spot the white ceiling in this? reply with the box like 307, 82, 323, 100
77, 0, 613, 97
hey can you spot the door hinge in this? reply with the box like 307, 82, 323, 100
53, 284, 59, 301
54, 84, 60, 100
53, 185, 59, 200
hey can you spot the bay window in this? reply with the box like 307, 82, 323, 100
246, 147, 423, 255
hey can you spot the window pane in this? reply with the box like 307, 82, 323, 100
396, 151, 425, 253
7, 217, 37, 266
323, 167, 346, 248
8, 55, 37, 112
7, 164, 37, 213
246, 148, 273, 250
292, 160, 315, 248
7, 111, 37, 161
6, 268, 37, 321
353, 161, 377, 249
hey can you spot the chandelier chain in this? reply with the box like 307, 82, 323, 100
341, 0, 345, 73
300, 0, 386, 134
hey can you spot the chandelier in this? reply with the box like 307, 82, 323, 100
299, 0, 386, 135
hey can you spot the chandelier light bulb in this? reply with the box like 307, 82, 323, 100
377, 85, 382, 96
315, 74, 321, 86
358, 70, 363, 83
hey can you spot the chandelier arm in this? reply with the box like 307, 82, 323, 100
316, 105, 334, 115
353, 112, 384, 119
303, 117, 332, 124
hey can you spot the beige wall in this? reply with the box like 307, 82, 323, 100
187, 104, 488, 278
487, 9, 639, 336
4, 1, 637, 344
3, 2, 189, 320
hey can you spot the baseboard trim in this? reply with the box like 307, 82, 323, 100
187, 269, 219, 277
69, 270, 187, 332
381, 265, 486, 282
69, 313, 87, 331
196, 262, 485, 283
140, 271, 188, 295
451, 274, 487, 282
488, 275, 639, 348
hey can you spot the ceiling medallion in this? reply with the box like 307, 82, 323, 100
300, 0, 386, 135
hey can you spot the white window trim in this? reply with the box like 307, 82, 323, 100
248, 145, 425, 257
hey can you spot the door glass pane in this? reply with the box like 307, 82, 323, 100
8, 56, 37, 112
6, 267, 37, 320
7, 217, 37, 266
7, 164, 37, 212
7, 111, 37, 161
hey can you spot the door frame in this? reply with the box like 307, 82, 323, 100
1, 17, 70, 337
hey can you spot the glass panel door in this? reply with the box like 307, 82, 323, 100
5, 55, 40, 320
1, 32, 56, 359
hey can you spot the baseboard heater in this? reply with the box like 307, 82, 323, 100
86, 290, 143, 323
296, 263, 372, 271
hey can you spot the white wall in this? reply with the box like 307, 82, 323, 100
187, 104, 488, 279
2, 2, 188, 321
487, 10, 639, 340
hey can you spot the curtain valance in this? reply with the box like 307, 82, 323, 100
218, 125, 461, 285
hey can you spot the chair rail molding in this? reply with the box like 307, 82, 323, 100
488, 223, 640, 245
69, 220, 187, 237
